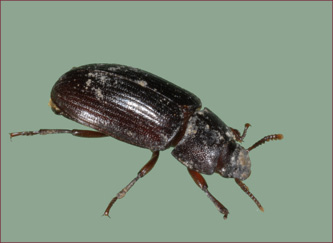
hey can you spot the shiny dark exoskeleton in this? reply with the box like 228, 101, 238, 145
50, 64, 201, 151
10, 64, 283, 219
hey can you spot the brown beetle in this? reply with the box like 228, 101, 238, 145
10, 64, 283, 219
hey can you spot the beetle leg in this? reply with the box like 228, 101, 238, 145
235, 178, 264, 212
188, 168, 229, 219
103, 151, 159, 217
9, 129, 108, 139
230, 123, 251, 142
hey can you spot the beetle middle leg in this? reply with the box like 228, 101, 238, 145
188, 168, 229, 219
230, 123, 251, 142
103, 151, 160, 217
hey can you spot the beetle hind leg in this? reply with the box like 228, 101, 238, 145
9, 129, 108, 139
103, 151, 159, 217
188, 168, 229, 219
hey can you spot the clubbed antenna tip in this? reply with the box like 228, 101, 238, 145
247, 134, 283, 152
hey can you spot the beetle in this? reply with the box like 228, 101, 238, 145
10, 64, 283, 219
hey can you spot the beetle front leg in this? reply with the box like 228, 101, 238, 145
188, 168, 229, 219
103, 151, 159, 217
10, 129, 108, 139
230, 123, 251, 142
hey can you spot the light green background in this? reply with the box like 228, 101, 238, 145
1, 1, 332, 242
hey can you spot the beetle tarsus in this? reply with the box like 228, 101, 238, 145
103, 151, 159, 216
9, 131, 39, 138
230, 123, 251, 142
188, 168, 229, 219
103, 197, 118, 217
204, 189, 229, 219
9, 129, 108, 139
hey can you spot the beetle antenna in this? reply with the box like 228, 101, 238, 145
235, 178, 264, 212
247, 134, 283, 152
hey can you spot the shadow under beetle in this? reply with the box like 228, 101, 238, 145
10, 64, 283, 219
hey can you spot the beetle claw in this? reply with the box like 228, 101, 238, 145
102, 212, 111, 218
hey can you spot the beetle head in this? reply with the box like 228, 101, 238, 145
217, 134, 283, 181
218, 143, 251, 180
